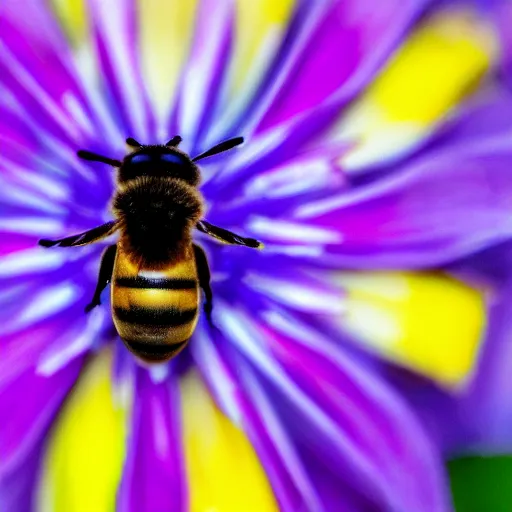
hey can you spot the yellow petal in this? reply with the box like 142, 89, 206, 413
49, 0, 89, 47
336, 7, 499, 171
210, 0, 295, 133
180, 371, 278, 511
38, 350, 129, 512
337, 271, 487, 388
138, 0, 198, 131
230, 0, 295, 95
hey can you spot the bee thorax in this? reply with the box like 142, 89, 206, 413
113, 176, 203, 265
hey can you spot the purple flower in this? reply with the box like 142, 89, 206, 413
1, 0, 511, 511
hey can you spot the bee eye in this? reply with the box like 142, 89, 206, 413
131, 154, 151, 164
161, 154, 185, 165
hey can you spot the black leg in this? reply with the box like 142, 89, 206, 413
193, 244, 214, 326
39, 221, 119, 248
196, 220, 263, 249
85, 244, 117, 313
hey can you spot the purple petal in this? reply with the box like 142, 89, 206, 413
191, 326, 323, 511
200, 0, 319, 144
394, 245, 512, 454
0, 356, 83, 478
423, 89, 512, 154
0, 320, 74, 386
118, 367, 186, 512
87, 0, 154, 140
0, 0, 65, 49
487, 0, 512, 88
194, 324, 420, 511
201, 0, 431, 191
0, 435, 45, 512
256, 0, 431, 132
451, 277, 512, 451
201, 137, 348, 210
0, 21, 83, 146
290, 97, 512, 267
0, 1, 107, 148
172, 0, 234, 152
212, 306, 451, 511
0, 0, 126, 148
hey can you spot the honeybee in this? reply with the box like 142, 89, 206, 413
39, 136, 262, 363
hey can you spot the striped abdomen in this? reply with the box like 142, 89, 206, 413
111, 245, 199, 362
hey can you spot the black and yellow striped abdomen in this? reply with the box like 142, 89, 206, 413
111, 244, 199, 362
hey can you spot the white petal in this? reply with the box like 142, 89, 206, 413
12, 282, 79, 330
0, 218, 63, 235
244, 272, 344, 314
37, 308, 106, 376
247, 216, 343, 243
0, 249, 68, 277
0, 41, 82, 143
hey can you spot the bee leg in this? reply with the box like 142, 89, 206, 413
193, 244, 214, 327
39, 220, 119, 248
196, 220, 263, 249
85, 244, 117, 313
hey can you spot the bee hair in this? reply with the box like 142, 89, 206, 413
113, 177, 203, 266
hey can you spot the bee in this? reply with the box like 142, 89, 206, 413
39, 135, 262, 363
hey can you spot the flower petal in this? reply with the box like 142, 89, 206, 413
192, 325, 347, 511
0, 431, 56, 512
49, 0, 89, 46
202, 0, 433, 206
0, 18, 85, 146
0, 357, 83, 479
336, 271, 487, 387
229, 0, 295, 98
87, 0, 153, 140
336, 6, 498, 170
118, 367, 186, 512
489, 0, 512, 86
294, 119, 512, 267
180, 370, 279, 511
173, 0, 233, 150
137, 0, 198, 133
443, 256, 512, 451
208, 0, 296, 138
256, 0, 431, 132
217, 305, 451, 511
384, 246, 512, 454
0, 321, 50, 379
37, 349, 129, 512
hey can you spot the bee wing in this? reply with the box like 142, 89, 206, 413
196, 220, 262, 249
39, 220, 119, 248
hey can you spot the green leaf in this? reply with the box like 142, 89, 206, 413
448, 455, 512, 512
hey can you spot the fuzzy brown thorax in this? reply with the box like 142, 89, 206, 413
113, 176, 203, 266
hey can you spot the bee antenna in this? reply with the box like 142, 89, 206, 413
77, 150, 122, 167
166, 135, 182, 147
192, 136, 244, 162
126, 137, 143, 147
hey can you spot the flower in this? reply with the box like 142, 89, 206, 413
382, 98, 512, 457
1, 0, 511, 511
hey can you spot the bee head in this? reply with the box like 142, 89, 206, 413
120, 147, 200, 186
77, 135, 244, 187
